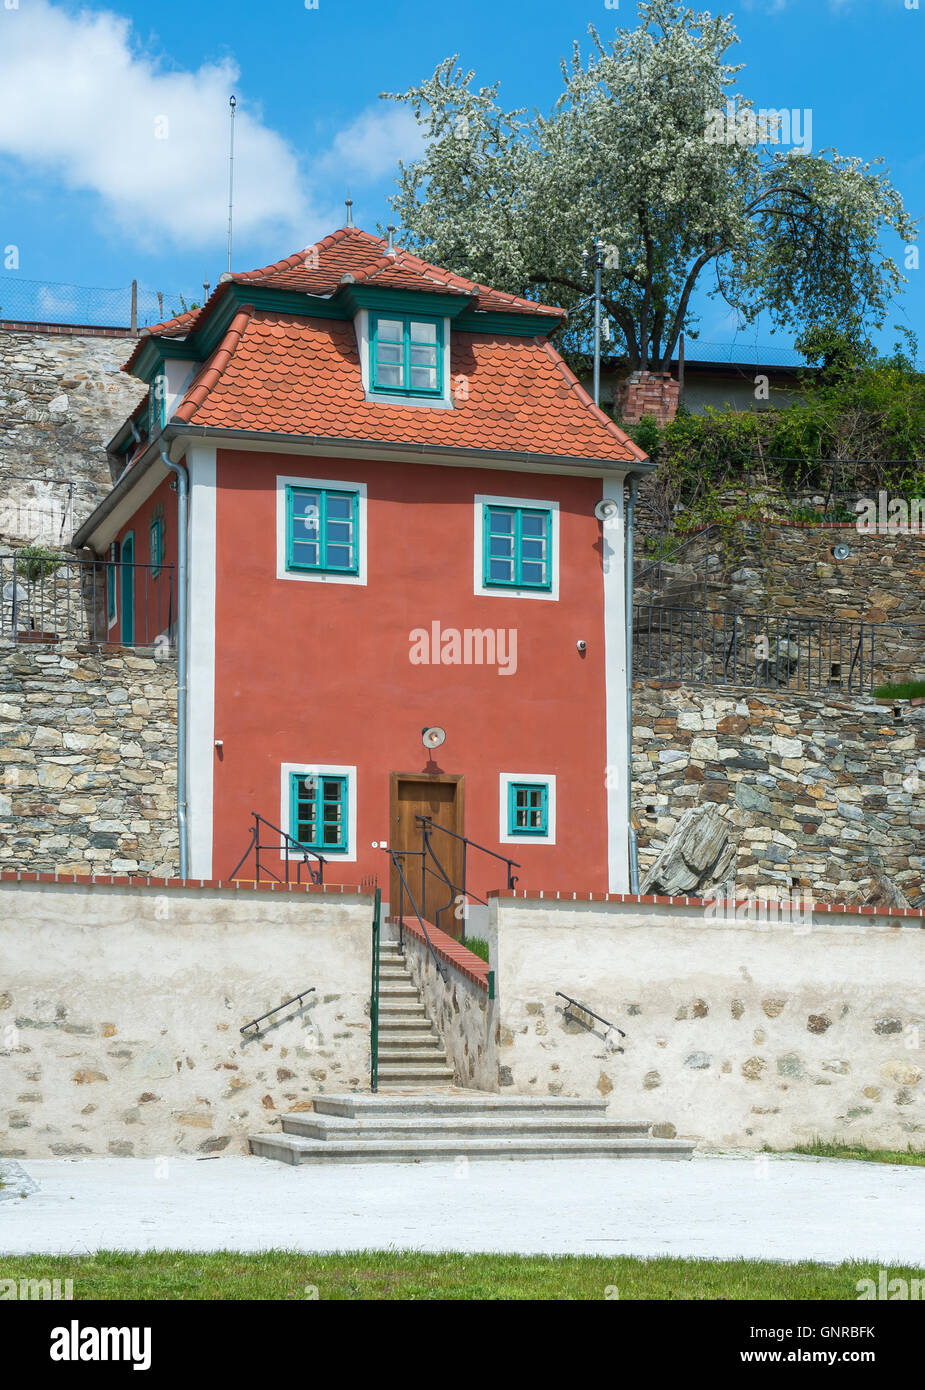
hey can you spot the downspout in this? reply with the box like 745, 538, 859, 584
160, 448, 189, 880
625, 473, 640, 892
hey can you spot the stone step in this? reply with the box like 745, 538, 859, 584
377, 1033, 442, 1048
378, 1003, 427, 1017
313, 1092, 611, 1118
378, 1051, 448, 1066
249, 1133, 695, 1164
377, 1019, 436, 1033
280, 1113, 654, 1141
376, 1065, 455, 1084
379, 984, 420, 998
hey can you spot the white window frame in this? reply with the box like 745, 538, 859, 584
499, 772, 557, 845
280, 762, 357, 862
474, 494, 560, 601
354, 308, 454, 408
276, 474, 367, 586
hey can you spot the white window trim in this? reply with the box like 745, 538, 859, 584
499, 772, 556, 845
474, 494, 560, 601
280, 762, 357, 862
354, 308, 453, 405
276, 474, 367, 586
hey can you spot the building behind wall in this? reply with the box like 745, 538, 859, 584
72, 226, 653, 910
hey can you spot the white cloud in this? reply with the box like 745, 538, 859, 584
0, 0, 422, 253
317, 107, 426, 183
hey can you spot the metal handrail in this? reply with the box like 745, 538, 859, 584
240, 987, 316, 1036
229, 811, 326, 885
370, 887, 381, 1093
556, 992, 626, 1049
415, 816, 519, 937
382, 846, 448, 983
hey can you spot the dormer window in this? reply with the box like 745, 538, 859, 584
371, 313, 442, 396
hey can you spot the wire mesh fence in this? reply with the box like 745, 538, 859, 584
633, 603, 879, 694
0, 554, 175, 648
0, 275, 199, 329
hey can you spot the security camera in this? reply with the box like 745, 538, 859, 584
576, 640, 587, 652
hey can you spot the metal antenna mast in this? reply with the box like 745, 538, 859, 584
227, 95, 237, 273
591, 236, 603, 407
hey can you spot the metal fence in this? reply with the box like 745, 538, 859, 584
0, 275, 199, 329
1, 554, 175, 648
633, 604, 879, 694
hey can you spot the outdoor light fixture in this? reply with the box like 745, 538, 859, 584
832, 544, 852, 560
422, 726, 446, 749
576, 640, 588, 652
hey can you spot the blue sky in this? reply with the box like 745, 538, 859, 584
0, 0, 921, 349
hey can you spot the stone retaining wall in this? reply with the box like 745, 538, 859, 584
0, 640, 178, 876
0, 328, 146, 546
633, 683, 925, 906
491, 893, 925, 1150
0, 879, 372, 1158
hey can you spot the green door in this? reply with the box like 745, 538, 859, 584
120, 532, 135, 645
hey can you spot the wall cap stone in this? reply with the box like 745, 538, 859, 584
487, 887, 925, 921
0, 870, 374, 896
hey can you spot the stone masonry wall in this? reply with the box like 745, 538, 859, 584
0, 328, 146, 546
0, 879, 372, 1158
637, 523, 925, 687
0, 641, 178, 876
493, 895, 925, 1151
633, 683, 925, 906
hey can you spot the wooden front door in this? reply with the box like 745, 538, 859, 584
389, 773, 464, 937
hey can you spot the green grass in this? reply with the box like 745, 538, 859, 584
1, 1251, 920, 1300
463, 936, 490, 963
787, 1140, 925, 1167
872, 680, 925, 701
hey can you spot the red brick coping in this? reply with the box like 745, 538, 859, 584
389, 914, 492, 992
0, 320, 139, 337
0, 870, 373, 895
487, 888, 925, 920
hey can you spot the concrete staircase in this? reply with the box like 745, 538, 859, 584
375, 938, 454, 1088
249, 1093, 694, 1163
248, 938, 696, 1164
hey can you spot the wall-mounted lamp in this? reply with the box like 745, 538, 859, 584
422, 726, 446, 749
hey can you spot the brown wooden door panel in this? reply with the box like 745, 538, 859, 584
389, 774, 464, 936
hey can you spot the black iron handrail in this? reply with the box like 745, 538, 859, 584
556, 992, 626, 1050
240, 987, 316, 1036
381, 846, 448, 983
229, 811, 326, 885
416, 816, 519, 938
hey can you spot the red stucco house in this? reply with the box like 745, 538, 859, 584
74, 226, 651, 920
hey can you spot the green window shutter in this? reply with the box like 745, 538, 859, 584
370, 313, 443, 396
508, 781, 549, 836
286, 486, 359, 574
483, 505, 552, 589
290, 772, 348, 852
149, 516, 164, 577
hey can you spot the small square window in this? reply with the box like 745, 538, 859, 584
286, 486, 358, 574
484, 506, 551, 590
290, 772, 348, 852
371, 313, 443, 396
508, 782, 549, 836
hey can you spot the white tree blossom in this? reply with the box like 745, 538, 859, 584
384, 0, 916, 371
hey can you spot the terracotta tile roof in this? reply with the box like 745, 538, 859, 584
171, 310, 646, 463
140, 306, 200, 338
228, 227, 566, 319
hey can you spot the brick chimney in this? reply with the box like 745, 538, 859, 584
617, 370, 680, 427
